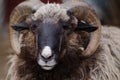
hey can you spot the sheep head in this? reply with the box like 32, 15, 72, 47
9, 1, 101, 70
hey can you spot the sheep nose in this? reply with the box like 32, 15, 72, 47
41, 53, 54, 60
41, 46, 54, 60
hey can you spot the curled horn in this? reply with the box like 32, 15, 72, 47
68, 5, 101, 57
9, 0, 44, 54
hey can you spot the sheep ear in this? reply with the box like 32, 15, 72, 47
12, 22, 29, 31
75, 22, 98, 32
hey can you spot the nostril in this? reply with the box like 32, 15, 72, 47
47, 53, 54, 59
41, 53, 54, 60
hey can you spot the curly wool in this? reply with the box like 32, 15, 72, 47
90, 26, 120, 80
33, 3, 70, 22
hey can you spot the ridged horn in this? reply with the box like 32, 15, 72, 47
9, 0, 44, 54
68, 5, 101, 57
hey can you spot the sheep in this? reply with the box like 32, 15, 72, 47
7, 0, 120, 80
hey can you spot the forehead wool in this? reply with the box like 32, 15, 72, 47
33, 3, 70, 22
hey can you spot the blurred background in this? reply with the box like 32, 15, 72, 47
0, 0, 120, 79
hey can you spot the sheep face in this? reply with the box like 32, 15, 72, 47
13, 18, 70, 70
33, 16, 84, 70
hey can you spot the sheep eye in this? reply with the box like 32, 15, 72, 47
30, 24, 37, 30
59, 19, 72, 30
12, 22, 29, 31
62, 21, 73, 30
63, 25, 72, 30
30, 20, 40, 29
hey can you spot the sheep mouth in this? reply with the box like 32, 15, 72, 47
38, 58, 57, 70
41, 65, 55, 70
40, 63, 57, 70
